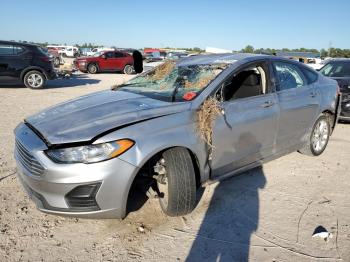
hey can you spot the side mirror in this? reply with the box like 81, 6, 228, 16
101, 54, 106, 59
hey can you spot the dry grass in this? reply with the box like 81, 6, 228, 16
150, 61, 176, 81
184, 73, 214, 89
197, 97, 221, 158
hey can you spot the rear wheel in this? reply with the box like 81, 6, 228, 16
123, 65, 134, 75
299, 115, 330, 156
87, 63, 98, 74
23, 70, 45, 89
155, 147, 196, 216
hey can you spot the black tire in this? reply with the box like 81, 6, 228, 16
87, 63, 98, 74
123, 64, 134, 75
157, 147, 196, 216
298, 115, 330, 156
23, 70, 46, 89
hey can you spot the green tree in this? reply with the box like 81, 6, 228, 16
241, 45, 254, 53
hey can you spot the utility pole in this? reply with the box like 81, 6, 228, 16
328, 41, 332, 57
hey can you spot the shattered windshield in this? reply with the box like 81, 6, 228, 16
115, 61, 228, 102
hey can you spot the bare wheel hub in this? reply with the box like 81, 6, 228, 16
154, 159, 168, 205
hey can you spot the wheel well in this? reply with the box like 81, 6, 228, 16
125, 146, 201, 215
125, 147, 201, 216
137, 147, 201, 188
21, 68, 46, 80
322, 110, 336, 133
87, 62, 99, 70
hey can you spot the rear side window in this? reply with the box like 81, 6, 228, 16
105, 52, 114, 58
273, 62, 306, 91
301, 67, 318, 84
114, 52, 125, 58
0, 45, 14, 55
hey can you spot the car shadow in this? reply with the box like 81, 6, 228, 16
0, 74, 100, 89
186, 166, 266, 262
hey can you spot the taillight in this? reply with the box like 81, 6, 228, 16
40, 56, 50, 62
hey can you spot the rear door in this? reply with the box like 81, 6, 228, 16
210, 61, 279, 178
110, 52, 127, 71
272, 61, 320, 151
0, 44, 28, 80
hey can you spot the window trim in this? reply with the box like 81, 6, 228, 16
213, 60, 273, 102
300, 66, 319, 84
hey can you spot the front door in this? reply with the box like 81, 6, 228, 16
210, 61, 279, 178
99, 51, 115, 70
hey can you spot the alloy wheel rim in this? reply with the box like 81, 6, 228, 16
312, 119, 329, 152
90, 65, 97, 73
27, 74, 43, 88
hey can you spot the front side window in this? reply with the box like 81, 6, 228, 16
114, 52, 124, 58
221, 64, 268, 101
0, 45, 14, 55
273, 62, 306, 91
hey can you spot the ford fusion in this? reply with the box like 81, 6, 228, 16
14, 54, 340, 219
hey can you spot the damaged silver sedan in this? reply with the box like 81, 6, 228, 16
14, 53, 341, 218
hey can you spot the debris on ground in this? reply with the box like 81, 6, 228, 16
137, 224, 146, 233
312, 226, 333, 242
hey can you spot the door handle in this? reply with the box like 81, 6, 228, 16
310, 91, 317, 98
261, 100, 274, 108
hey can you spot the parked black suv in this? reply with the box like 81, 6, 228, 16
0, 41, 57, 89
319, 58, 350, 121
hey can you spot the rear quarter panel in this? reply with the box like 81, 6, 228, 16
317, 75, 338, 115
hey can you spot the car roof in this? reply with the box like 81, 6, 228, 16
0, 40, 39, 47
325, 58, 350, 63
177, 53, 296, 66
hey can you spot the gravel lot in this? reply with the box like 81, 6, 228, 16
0, 72, 350, 261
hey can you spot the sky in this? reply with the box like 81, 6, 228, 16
1, 0, 349, 50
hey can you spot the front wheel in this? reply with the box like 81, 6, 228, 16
23, 70, 45, 89
123, 65, 134, 75
299, 115, 330, 156
155, 147, 197, 216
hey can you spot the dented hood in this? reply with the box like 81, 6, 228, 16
25, 90, 190, 145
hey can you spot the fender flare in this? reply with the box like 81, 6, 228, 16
20, 66, 49, 80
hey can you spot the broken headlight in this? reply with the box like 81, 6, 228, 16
46, 139, 134, 164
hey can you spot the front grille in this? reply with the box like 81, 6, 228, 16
15, 139, 44, 176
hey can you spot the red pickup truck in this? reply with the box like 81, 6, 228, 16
74, 50, 134, 74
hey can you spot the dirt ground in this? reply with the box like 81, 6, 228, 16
0, 72, 350, 262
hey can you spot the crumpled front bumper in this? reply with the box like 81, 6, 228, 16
14, 123, 139, 219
